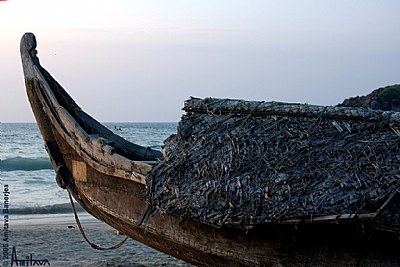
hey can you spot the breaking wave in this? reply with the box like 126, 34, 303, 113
0, 157, 53, 171
9, 203, 85, 215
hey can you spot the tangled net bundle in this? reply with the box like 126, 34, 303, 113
147, 98, 400, 228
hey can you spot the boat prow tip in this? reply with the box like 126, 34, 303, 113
21, 32, 36, 50
20, 32, 40, 80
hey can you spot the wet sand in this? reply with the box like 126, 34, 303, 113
6, 213, 191, 266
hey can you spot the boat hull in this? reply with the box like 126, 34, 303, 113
22, 33, 400, 266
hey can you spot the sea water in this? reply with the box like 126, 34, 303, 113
0, 122, 176, 211
0, 122, 195, 266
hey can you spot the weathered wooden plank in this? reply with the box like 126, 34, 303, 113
31, 73, 148, 184
270, 213, 377, 225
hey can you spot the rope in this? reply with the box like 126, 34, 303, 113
68, 190, 128, 250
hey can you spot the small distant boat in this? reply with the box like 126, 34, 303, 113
21, 33, 400, 266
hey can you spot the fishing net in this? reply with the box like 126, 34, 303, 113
147, 98, 400, 228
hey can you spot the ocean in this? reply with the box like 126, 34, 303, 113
0, 122, 190, 266
0, 122, 176, 211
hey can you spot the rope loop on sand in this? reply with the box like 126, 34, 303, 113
68, 191, 128, 250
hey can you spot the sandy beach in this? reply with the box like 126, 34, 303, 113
6, 213, 191, 267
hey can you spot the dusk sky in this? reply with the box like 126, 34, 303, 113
0, 0, 399, 122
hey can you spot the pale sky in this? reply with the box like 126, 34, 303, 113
0, 0, 399, 122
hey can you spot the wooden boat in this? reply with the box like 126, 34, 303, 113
21, 32, 400, 266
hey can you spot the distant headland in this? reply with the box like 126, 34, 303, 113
339, 84, 400, 111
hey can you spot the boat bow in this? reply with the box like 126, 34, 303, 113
21, 32, 400, 266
